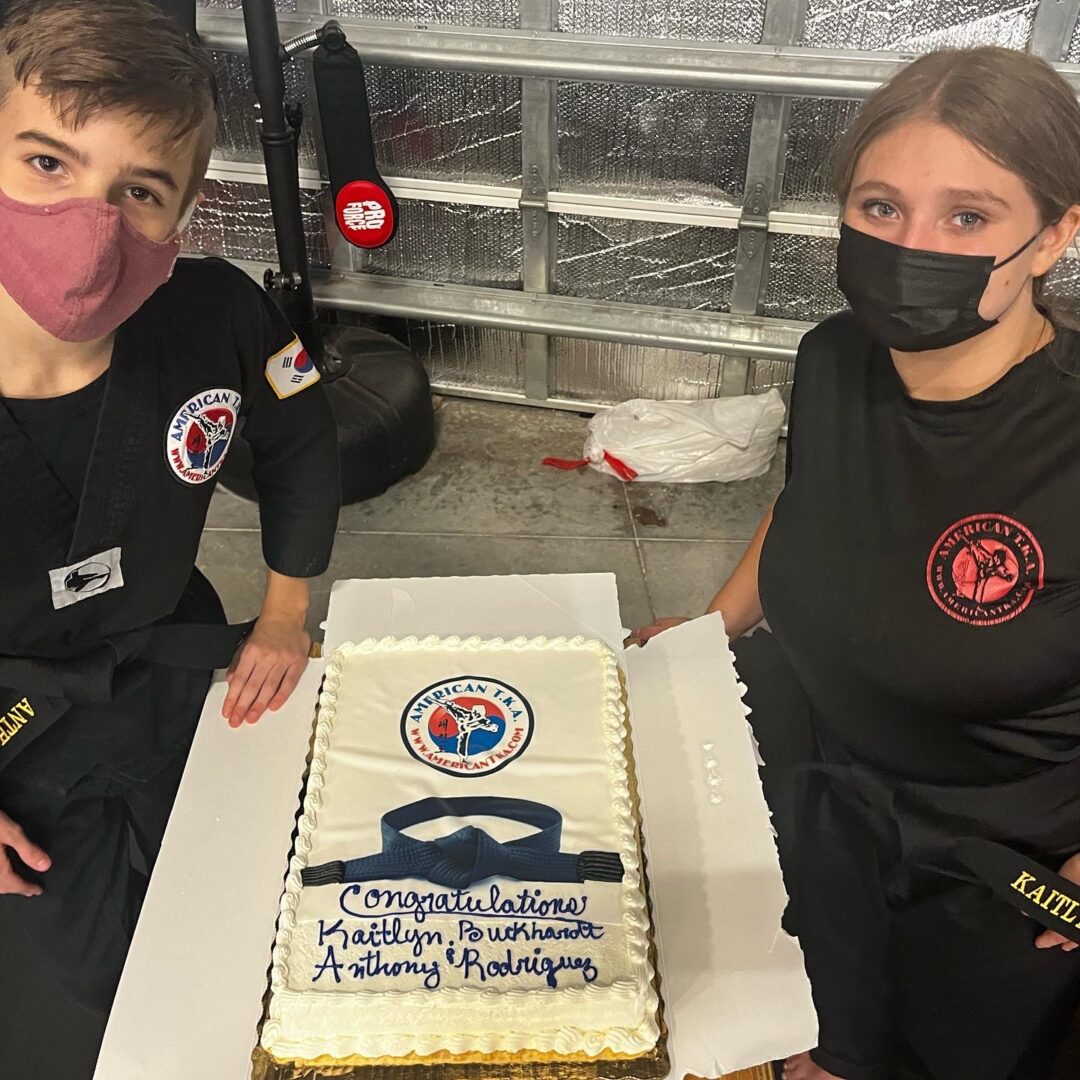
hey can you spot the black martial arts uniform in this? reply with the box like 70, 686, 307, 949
741, 310, 1080, 1080
0, 257, 339, 1017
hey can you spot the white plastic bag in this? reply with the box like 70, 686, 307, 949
548, 390, 786, 483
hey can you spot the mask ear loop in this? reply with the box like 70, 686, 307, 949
162, 198, 200, 282
175, 197, 198, 236
987, 232, 1044, 333
992, 231, 1041, 271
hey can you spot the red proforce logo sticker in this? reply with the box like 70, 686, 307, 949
926, 513, 1045, 627
334, 179, 394, 248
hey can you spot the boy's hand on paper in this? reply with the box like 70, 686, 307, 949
0, 808, 50, 896
624, 616, 691, 648
222, 613, 310, 727
1034, 851, 1080, 952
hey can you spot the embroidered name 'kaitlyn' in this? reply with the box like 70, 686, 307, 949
1011, 869, 1080, 925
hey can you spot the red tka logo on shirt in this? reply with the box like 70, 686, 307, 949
926, 514, 1044, 627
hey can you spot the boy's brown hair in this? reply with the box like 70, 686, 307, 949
0, 0, 218, 204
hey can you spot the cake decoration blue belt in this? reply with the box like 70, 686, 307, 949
300, 796, 625, 890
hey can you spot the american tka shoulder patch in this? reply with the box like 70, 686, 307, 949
265, 337, 320, 399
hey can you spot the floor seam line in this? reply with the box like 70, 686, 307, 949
622, 486, 655, 623
204, 527, 754, 544
207, 527, 651, 541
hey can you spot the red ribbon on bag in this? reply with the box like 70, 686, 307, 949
541, 452, 638, 482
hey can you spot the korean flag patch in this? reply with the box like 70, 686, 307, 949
265, 337, 320, 400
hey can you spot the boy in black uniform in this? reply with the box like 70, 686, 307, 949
0, 0, 339, 1041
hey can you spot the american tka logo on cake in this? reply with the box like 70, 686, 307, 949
401, 677, 534, 776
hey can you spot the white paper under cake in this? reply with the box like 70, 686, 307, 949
261, 636, 659, 1062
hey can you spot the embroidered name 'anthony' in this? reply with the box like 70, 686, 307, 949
0, 697, 34, 747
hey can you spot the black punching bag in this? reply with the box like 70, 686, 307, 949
219, 326, 435, 505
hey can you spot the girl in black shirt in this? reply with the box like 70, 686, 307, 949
635, 46, 1080, 1080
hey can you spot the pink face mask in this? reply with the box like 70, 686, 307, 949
0, 187, 189, 342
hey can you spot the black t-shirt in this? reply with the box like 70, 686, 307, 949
3, 370, 107, 501
759, 311, 1080, 784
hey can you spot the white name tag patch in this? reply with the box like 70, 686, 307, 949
49, 547, 125, 610
265, 337, 320, 400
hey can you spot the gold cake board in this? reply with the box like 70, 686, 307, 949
250, 1050, 770, 1080
251, 1043, 671, 1080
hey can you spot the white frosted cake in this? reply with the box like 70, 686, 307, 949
261, 635, 659, 1064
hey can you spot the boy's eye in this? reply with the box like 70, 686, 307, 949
31, 155, 62, 174
955, 210, 985, 229
128, 186, 161, 206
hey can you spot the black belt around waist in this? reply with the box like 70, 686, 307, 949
0, 619, 254, 773
795, 759, 1080, 947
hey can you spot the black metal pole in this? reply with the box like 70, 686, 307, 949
240, 0, 324, 365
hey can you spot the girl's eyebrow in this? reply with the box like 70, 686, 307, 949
943, 187, 1011, 210
852, 179, 1011, 211
851, 180, 902, 198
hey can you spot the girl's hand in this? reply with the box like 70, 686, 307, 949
624, 616, 691, 647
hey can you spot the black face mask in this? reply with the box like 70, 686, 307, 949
836, 223, 1039, 353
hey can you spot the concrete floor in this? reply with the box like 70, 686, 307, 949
199, 397, 785, 636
